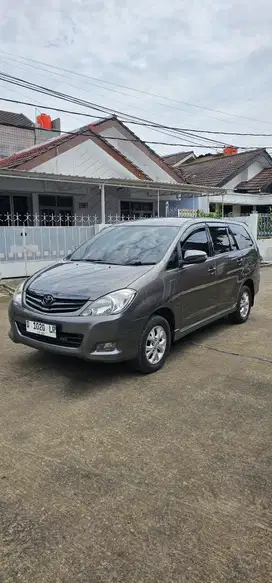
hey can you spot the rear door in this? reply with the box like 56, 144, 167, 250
177, 224, 218, 329
229, 222, 259, 278
207, 223, 243, 312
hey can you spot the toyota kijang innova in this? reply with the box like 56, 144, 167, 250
9, 218, 260, 373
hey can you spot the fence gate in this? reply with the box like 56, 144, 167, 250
0, 225, 96, 279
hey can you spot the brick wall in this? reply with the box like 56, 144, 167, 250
0, 123, 61, 158
0, 125, 34, 158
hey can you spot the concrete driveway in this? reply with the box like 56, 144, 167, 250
0, 271, 271, 583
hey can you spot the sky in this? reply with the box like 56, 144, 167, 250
0, 0, 272, 155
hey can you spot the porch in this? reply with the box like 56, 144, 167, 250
0, 170, 223, 278
0, 170, 222, 226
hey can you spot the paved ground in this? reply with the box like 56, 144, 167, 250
0, 272, 272, 583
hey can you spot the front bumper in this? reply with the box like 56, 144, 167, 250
8, 300, 145, 363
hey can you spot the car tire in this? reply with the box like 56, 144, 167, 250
229, 285, 252, 325
131, 315, 171, 374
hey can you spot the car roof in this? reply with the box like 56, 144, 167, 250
114, 217, 247, 227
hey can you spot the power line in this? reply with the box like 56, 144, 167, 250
1, 49, 271, 127
3, 96, 272, 138
0, 72, 227, 148
0, 52, 253, 135
0, 120, 268, 149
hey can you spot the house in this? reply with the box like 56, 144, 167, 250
0, 116, 188, 223
163, 151, 196, 167
235, 168, 272, 212
0, 110, 61, 160
166, 147, 272, 216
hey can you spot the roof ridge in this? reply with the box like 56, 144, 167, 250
164, 150, 193, 158
186, 148, 264, 167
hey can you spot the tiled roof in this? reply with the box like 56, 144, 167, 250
182, 149, 268, 187
0, 117, 108, 169
0, 110, 34, 129
163, 151, 194, 166
0, 115, 184, 183
0, 133, 70, 168
0, 121, 151, 180
235, 168, 272, 192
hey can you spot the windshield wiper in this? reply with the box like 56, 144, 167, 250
125, 261, 156, 266
83, 259, 121, 265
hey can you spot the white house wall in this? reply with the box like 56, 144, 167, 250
32, 139, 137, 180
224, 160, 270, 190
99, 126, 177, 183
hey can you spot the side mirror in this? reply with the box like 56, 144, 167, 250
182, 249, 208, 265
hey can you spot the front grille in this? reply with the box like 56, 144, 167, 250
17, 322, 83, 348
25, 289, 88, 314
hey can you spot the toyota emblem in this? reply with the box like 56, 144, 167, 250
42, 294, 54, 306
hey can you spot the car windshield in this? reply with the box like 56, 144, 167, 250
69, 225, 180, 265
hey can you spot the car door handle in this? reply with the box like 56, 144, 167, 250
208, 266, 216, 275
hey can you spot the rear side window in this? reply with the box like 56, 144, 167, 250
208, 226, 231, 255
230, 224, 254, 250
180, 227, 210, 258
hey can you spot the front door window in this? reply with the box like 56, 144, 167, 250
180, 227, 210, 257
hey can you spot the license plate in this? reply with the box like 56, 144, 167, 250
26, 320, 57, 338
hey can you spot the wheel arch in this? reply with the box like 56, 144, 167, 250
153, 307, 175, 342
243, 279, 255, 306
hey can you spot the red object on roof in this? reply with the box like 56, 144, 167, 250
223, 146, 238, 156
36, 113, 52, 130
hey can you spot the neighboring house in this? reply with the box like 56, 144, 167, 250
235, 168, 272, 209
0, 110, 61, 159
163, 151, 196, 167
0, 116, 184, 221
166, 148, 272, 216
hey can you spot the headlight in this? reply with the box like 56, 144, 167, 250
13, 282, 24, 304
80, 288, 136, 317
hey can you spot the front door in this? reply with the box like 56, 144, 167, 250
176, 225, 218, 329
13, 196, 31, 224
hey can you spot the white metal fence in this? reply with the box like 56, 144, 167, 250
1, 211, 268, 279
0, 224, 97, 278
0, 213, 143, 279
0, 212, 151, 227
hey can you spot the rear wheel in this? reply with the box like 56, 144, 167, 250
131, 315, 171, 374
229, 285, 252, 324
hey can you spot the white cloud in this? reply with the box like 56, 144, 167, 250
0, 0, 272, 154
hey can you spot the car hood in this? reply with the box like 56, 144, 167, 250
27, 261, 153, 300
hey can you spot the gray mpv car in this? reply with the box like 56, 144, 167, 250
9, 218, 260, 374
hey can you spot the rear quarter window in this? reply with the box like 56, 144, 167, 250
230, 224, 254, 250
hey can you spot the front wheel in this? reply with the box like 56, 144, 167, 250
229, 285, 252, 325
131, 315, 171, 374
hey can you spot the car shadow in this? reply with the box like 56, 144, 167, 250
16, 317, 230, 397
17, 349, 134, 398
